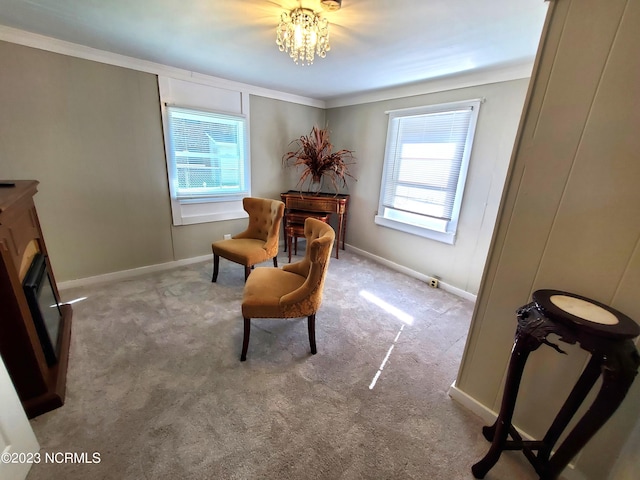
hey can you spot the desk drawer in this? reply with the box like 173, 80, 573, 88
286, 197, 341, 213
287, 211, 330, 226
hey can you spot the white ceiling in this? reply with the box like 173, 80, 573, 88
0, 0, 548, 102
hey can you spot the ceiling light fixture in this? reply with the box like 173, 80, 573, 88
320, 0, 342, 11
276, 6, 330, 66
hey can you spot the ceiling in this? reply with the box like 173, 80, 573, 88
0, 0, 548, 102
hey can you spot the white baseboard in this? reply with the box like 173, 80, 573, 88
345, 244, 477, 302
448, 381, 499, 425
58, 243, 478, 303
58, 254, 211, 290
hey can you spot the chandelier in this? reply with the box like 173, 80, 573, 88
276, 7, 330, 65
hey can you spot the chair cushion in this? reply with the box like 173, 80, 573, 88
212, 238, 270, 266
242, 267, 306, 318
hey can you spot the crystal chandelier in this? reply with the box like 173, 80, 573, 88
276, 7, 330, 66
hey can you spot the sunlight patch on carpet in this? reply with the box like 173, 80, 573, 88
55, 296, 88, 307
369, 325, 405, 390
359, 290, 414, 325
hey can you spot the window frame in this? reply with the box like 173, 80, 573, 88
375, 99, 481, 244
164, 105, 249, 202
158, 76, 251, 226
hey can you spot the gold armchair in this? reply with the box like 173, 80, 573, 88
211, 197, 285, 282
240, 217, 335, 361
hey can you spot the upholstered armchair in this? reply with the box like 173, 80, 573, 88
240, 217, 335, 361
211, 197, 285, 282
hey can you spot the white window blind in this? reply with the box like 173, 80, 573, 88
166, 106, 248, 200
376, 99, 481, 244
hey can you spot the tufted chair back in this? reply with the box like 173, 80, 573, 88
233, 197, 285, 258
239, 217, 335, 360
279, 218, 335, 317
211, 197, 285, 283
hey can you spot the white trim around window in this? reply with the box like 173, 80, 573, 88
375, 99, 481, 244
159, 76, 251, 225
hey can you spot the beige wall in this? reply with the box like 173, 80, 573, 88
456, 1, 640, 478
0, 41, 324, 280
0, 38, 524, 296
0, 41, 173, 280
326, 79, 529, 294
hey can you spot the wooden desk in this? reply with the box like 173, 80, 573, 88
280, 191, 349, 259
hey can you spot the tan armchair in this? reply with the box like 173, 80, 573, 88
211, 197, 285, 282
240, 217, 335, 361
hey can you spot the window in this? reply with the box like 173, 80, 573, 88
375, 99, 481, 244
158, 76, 251, 226
166, 106, 248, 200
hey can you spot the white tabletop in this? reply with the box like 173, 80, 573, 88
550, 295, 619, 326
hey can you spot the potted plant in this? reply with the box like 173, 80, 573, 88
282, 126, 356, 193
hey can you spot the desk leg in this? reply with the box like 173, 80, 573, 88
336, 212, 344, 259
283, 216, 288, 252
342, 211, 347, 251
472, 333, 534, 478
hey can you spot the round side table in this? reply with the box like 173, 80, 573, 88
472, 289, 640, 479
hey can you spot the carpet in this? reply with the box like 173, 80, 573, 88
27, 250, 536, 479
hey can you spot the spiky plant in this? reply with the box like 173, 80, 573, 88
282, 126, 356, 193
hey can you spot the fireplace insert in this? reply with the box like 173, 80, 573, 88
22, 253, 63, 366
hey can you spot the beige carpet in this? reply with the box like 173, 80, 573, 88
27, 250, 536, 479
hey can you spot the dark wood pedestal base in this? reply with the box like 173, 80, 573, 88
472, 289, 640, 480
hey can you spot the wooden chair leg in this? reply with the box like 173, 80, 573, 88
288, 235, 292, 263
273, 256, 278, 268
241, 318, 251, 361
308, 314, 317, 355
283, 223, 288, 252
212, 254, 220, 282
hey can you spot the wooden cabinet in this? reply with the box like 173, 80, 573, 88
0, 180, 72, 418
280, 191, 349, 259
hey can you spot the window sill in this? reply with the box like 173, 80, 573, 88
171, 198, 247, 226
374, 215, 456, 245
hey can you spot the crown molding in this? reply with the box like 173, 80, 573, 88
324, 62, 534, 109
0, 25, 326, 109
0, 25, 532, 111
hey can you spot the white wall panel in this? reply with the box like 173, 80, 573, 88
457, 0, 640, 477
